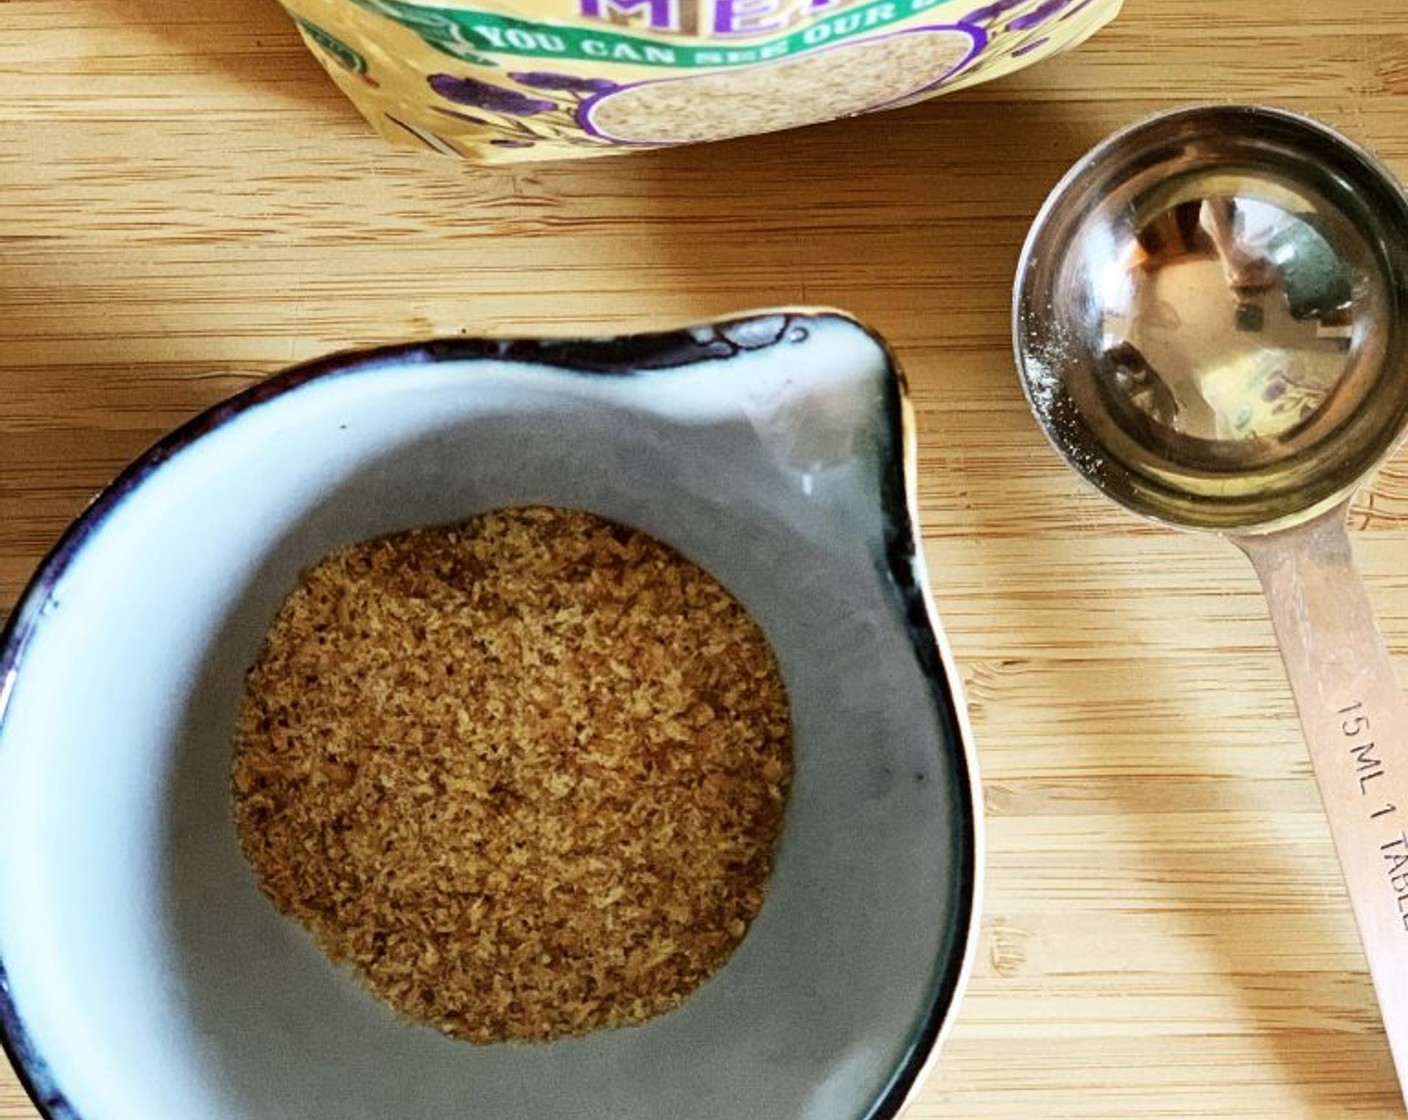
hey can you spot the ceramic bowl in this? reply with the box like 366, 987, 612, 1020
0, 309, 981, 1120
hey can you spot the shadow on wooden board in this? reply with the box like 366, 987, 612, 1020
84, 0, 338, 104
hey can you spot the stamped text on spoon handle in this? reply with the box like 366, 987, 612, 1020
1340, 699, 1408, 930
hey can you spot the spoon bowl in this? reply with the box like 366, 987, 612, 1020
1015, 103, 1408, 533
1014, 104, 1408, 1110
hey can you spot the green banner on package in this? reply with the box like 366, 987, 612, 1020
354, 0, 972, 67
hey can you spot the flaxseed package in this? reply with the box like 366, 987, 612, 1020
279, 0, 1121, 161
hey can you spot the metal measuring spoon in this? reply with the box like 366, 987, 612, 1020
1013, 104, 1408, 1104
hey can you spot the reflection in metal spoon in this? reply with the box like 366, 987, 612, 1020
1017, 106, 1408, 532
1110, 193, 1355, 443
1014, 104, 1408, 1109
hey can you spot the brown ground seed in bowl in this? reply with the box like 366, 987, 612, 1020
231, 506, 792, 1043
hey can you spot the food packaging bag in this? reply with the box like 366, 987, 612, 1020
278, 0, 1122, 162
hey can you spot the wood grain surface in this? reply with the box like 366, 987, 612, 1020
5, 0, 1408, 1116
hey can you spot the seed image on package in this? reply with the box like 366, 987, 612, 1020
277, 0, 1122, 162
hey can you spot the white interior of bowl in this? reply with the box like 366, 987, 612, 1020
0, 316, 974, 1120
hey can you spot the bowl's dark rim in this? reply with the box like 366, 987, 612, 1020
0, 308, 979, 1120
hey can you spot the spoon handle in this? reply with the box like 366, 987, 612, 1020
1238, 505, 1408, 1109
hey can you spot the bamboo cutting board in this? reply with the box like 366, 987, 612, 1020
4, 0, 1408, 1116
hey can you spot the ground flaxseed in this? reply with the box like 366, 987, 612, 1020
584, 30, 973, 146
231, 507, 792, 1043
